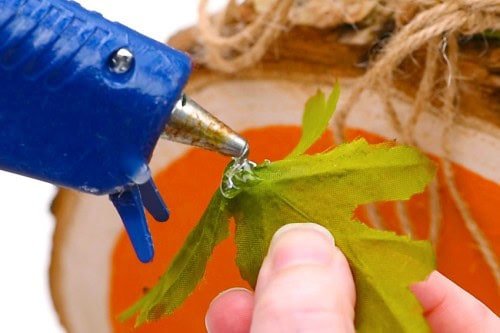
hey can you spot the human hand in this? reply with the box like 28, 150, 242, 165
411, 270, 499, 332
205, 223, 499, 333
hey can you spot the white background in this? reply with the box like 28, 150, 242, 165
0, 0, 225, 331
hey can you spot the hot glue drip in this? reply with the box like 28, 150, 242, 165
220, 144, 261, 199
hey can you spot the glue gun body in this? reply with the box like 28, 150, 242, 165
0, 0, 246, 262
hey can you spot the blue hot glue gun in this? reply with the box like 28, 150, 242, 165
0, 0, 248, 262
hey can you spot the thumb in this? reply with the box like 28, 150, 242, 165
250, 223, 356, 333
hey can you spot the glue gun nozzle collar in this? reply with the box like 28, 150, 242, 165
163, 94, 249, 159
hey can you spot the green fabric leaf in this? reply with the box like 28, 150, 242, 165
233, 139, 436, 291
120, 191, 230, 326
286, 83, 340, 158
232, 140, 436, 332
341, 226, 434, 332
123, 87, 436, 332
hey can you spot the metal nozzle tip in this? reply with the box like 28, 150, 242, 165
238, 142, 250, 160
163, 95, 249, 159
226, 133, 249, 160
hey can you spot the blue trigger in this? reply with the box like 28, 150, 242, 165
110, 187, 154, 263
139, 178, 170, 222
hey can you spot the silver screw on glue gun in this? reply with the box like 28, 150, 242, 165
163, 94, 249, 160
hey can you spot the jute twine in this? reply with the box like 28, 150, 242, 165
197, 0, 500, 284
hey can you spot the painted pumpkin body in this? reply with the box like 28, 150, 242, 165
107, 128, 499, 332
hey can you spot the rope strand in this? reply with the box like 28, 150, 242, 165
440, 34, 499, 283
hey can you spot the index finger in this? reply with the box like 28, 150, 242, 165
411, 271, 499, 333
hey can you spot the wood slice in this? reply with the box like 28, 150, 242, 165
50, 25, 500, 332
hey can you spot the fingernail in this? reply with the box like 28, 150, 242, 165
205, 287, 253, 333
212, 287, 252, 302
269, 223, 336, 272
207, 287, 252, 311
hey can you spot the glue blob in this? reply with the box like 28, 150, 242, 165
220, 158, 261, 199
